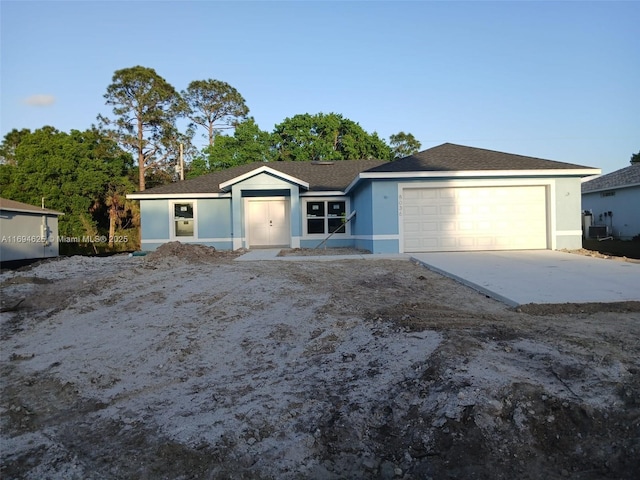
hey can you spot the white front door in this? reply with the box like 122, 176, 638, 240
248, 199, 290, 247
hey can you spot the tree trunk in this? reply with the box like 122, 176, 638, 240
108, 203, 117, 248
138, 117, 145, 191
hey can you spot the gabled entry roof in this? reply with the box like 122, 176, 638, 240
129, 159, 387, 197
218, 166, 310, 192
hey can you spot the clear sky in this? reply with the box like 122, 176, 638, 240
1, 0, 638, 174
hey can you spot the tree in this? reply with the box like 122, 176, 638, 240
182, 79, 249, 147
198, 118, 275, 174
389, 131, 421, 159
0, 128, 31, 165
98, 66, 185, 191
0, 127, 134, 239
272, 113, 392, 162
631, 151, 640, 164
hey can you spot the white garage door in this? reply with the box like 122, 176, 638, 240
402, 186, 548, 252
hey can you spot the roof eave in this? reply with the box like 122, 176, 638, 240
345, 168, 601, 193
126, 192, 231, 200
1, 207, 64, 216
582, 182, 640, 194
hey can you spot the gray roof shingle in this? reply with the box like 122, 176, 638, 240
136, 159, 387, 195
134, 143, 597, 196
582, 164, 640, 193
367, 143, 594, 172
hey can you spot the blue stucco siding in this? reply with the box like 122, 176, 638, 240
371, 181, 399, 234
350, 180, 400, 253
140, 198, 233, 250
140, 200, 170, 240
197, 199, 232, 239
351, 182, 373, 238
300, 238, 355, 249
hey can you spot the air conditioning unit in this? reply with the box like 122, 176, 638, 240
588, 225, 608, 238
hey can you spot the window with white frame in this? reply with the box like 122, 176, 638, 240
305, 199, 347, 235
173, 202, 195, 237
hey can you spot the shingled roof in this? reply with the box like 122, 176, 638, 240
0, 197, 64, 215
582, 164, 640, 193
367, 143, 594, 173
133, 143, 597, 197
134, 159, 387, 195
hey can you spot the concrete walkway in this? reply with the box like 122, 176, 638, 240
235, 249, 640, 306
411, 250, 640, 307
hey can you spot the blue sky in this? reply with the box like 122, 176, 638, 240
1, 0, 638, 174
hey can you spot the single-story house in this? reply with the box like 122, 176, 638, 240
0, 197, 64, 263
581, 163, 640, 240
127, 143, 600, 253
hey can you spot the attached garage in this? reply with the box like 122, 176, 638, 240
130, 143, 599, 254
401, 184, 548, 252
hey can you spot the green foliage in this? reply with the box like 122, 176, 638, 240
272, 113, 392, 162
0, 127, 135, 239
389, 131, 422, 159
205, 118, 275, 172
183, 79, 249, 147
98, 65, 186, 191
0, 128, 31, 165
184, 119, 274, 177
631, 151, 639, 164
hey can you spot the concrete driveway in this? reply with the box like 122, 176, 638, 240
411, 250, 640, 307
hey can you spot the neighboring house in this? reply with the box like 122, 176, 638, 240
127, 143, 599, 253
581, 163, 640, 240
0, 198, 64, 262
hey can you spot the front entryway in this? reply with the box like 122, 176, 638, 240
247, 198, 290, 247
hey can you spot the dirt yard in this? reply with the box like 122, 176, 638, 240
1, 244, 639, 479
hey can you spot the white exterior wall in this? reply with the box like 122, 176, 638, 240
0, 211, 60, 262
582, 185, 640, 240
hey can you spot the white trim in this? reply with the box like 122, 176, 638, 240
398, 178, 554, 189
141, 237, 233, 245
398, 180, 553, 253
548, 182, 556, 250
352, 234, 399, 241
301, 197, 350, 237
219, 166, 309, 191
556, 230, 583, 236
300, 190, 345, 197
244, 196, 291, 248
127, 192, 230, 200
169, 200, 198, 241
346, 168, 600, 193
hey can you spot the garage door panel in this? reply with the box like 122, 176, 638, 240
404, 205, 421, 216
403, 186, 547, 252
421, 206, 438, 215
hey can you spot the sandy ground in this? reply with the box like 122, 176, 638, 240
1, 244, 639, 479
